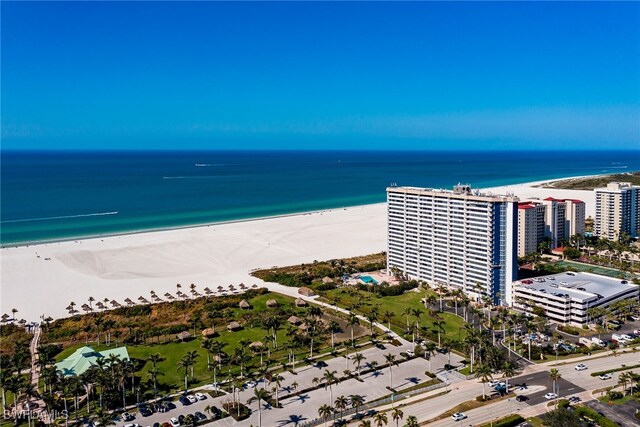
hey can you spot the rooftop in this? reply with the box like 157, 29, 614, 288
55, 345, 129, 376
514, 271, 635, 303
387, 184, 518, 202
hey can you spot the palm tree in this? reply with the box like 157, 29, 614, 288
353, 352, 366, 378
349, 394, 365, 418
247, 387, 271, 427
270, 374, 284, 407
359, 421, 372, 427
329, 320, 340, 350
177, 355, 191, 392
549, 368, 562, 403
147, 353, 164, 397
618, 372, 631, 393
501, 361, 517, 394
384, 353, 397, 390
348, 313, 360, 342
433, 319, 446, 347
374, 412, 389, 427
403, 415, 419, 427
91, 408, 116, 427
382, 311, 394, 333
318, 404, 334, 427
391, 407, 404, 427
334, 395, 349, 421
402, 307, 412, 328
323, 370, 338, 404
423, 341, 437, 372
476, 364, 492, 399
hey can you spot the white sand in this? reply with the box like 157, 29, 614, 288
0, 175, 599, 322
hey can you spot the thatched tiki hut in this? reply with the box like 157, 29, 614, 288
298, 287, 315, 297
239, 300, 251, 309
201, 328, 217, 338
322, 277, 334, 284
288, 315, 301, 325
266, 299, 279, 308
295, 298, 308, 307
249, 341, 263, 349
227, 321, 242, 332
177, 331, 191, 341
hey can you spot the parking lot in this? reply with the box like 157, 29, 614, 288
109, 340, 462, 427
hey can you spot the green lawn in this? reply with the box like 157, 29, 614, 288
321, 288, 467, 344
53, 292, 372, 396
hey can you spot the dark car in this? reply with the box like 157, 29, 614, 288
516, 395, 529, 402
209, 406, 222, 419
194, 412, 207, 422
376, 343, 386, 350
153, 423, 160, 427
179, 395, 191, 406
139, 407, 152, 417
315, 361, 328, 368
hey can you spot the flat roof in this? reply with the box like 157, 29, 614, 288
514, 271, 636, 302
387, 186, 518, 203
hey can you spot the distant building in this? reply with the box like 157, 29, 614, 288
594, 182, 640, 240
517, 202, 546, 256
516, 197, 585, 256
512, 272, 638, 325
55, 346, 129, 376
387, 184, 518, 305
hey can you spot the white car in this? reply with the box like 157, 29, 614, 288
406, 350, 415, 357
169, 418, 180, 427
488, 380, 499, 387
195, 392, 207, 400
186, 394, 197, 404
599, 373, 612, 380
451, 412, 467, 421
575, 364, 587, 371
245, 380, 258, 388
544, 393, 558, 400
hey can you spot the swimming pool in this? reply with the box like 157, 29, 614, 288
359, 275, 379, 285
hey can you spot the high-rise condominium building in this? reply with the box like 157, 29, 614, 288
594, 182, 640, 240
516, 197, 585, 256
387, 184, 518, 306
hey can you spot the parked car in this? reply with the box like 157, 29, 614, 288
194, 412, 207, 422
516, 395, 529, 402
544, 393, 558, 400
488, 380, 500, 387
139, 407, 152, 417
195, 392, 207, 401
121, 413, 134, 421
208, 406, 222, 419
599, 373, 612, 380
451, 413, 467, 421
245, 380, 258, 388
169, 419, 180, 427
186, 395, 197, 404
405, 350, 415, 357
575, 364, 588, 371
179, 396, 190, 406
569, 396, 582, 403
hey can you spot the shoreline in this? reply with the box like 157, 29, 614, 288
0, 172, 608, 322
0, 202, 387, 249
1, 171, 624, 248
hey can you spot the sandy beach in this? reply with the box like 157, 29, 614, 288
0, 176, 598, 322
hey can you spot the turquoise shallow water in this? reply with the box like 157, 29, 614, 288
2, 150, 639, 245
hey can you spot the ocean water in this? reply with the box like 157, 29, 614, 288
2, 150, 639, 245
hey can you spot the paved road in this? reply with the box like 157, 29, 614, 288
586, 399, 640, 427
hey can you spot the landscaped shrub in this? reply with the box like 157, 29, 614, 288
222, 402, 251, 421
479, 414, 525, 427
607, 390, 624, 400
557, 325, 581, 335
575, 406, 621, 427
557, 399, 570, 409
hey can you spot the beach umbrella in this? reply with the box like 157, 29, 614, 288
164, 292, 172, 298
217, 286, 223, 291
110, 300, 119, 306
252, 284, 258, 289
138, 296, 145, 302
204, 287, 212, 294
18, 319, 27, 326
1, 314, 10, 323
190, 289, 198, 295
66, 304, 74, 311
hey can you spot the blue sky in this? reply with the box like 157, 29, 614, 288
2, 2, 639, 150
